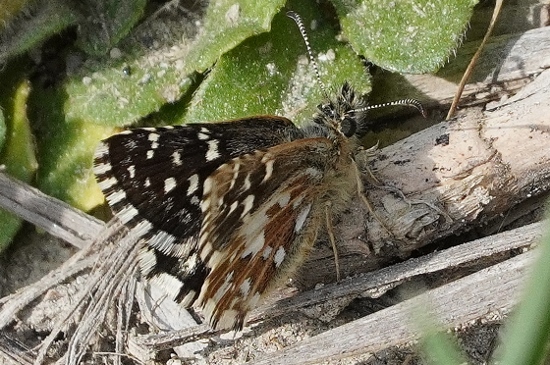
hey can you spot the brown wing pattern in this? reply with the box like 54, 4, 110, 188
197, 138, 338, 330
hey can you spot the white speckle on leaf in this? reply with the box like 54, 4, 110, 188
225, 4, 240, 25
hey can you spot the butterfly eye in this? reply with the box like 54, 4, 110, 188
340, 116, 357, 137
317, 103, 336, 121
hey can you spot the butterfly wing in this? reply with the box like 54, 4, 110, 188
196, 137, 343, 330
93, 117, 298, 304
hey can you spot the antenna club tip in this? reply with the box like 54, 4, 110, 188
413, 101, 428, 118
420, 107, 428, 118
286, 11, 300, 20
399, 98, 427, 118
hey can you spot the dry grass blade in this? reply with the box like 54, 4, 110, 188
0, 172, 104, 249
28, 223, 141, 365
0, 252, 97, 328
447, 0, 503, 119
0, 333, 34, 365
66, 240, 139, 364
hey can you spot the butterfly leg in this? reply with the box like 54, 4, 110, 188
324, 202, 341, 281
378, 184, 452, 224
352, 161, 394, 236
356, 143, 381, 185
356, 152, 451, 225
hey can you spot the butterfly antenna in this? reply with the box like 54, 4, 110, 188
287, 11, 330, 100
354, 98, 427, 118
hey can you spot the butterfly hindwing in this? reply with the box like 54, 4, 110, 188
196, 137, 341, 330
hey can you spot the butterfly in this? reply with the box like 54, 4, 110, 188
93, 11, 423, 331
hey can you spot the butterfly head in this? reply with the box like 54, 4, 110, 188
314, 82, 368, 139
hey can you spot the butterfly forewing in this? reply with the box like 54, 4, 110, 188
94, 117, 297, 254
196, 138, 340, 330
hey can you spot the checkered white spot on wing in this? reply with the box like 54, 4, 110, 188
195, 137, 341, 330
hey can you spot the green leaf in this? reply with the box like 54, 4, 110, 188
332, 0, 478, 73
186, 1, 286, 73
65, 0, 286, 128
30, 86, 114, 212
0, 78, 38, 252
0, 0, 80, 62
0, 106, 5, 151
64, 56, 194, 127
74, 0, 147, 56
420, 328, 469, 365
185, 0, 371, 126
